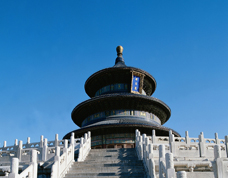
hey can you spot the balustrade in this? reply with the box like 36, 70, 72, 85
135, 129, 228, 178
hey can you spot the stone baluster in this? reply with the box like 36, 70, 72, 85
214, 145, 221, 159
142, 134, 146, 144
166, 153, 175, 178
139, 135, 143, 160
215, 133, 219, 144
70, 132, 75, 147
17, 140, 23, 161
30, 150, 38, 178
147, 144, 154, 159
9, 158, 19, 178
144, 137, 149, 162
88, 131, 91, 138
71, 132, 75, 159
14, 139, 18, 146
135, 129, 139, 147
214, 145, 224, 178
63, 139, 68, 168
152, 130, 156, 143
177, 171, 187, 178
40, 135, 44, 148
149, 158, 156, 178
27, 137, 30, 144
63, 139, 68, 152
80, 137, 84, 147
55, 146, 60, 176
4, 141, 6, 147
55, 134, 59, 147
159, 144, 166, 178
55, 146, 60, 161
169, 130, 172, 142
225, 135, 228, 158
42, 138, 48, 161
84, 133, 88, 144
88, 131, 91, 148
135, 130, 140, 148
146, 143, 154, 172
185, 131, 190, 144
169, 132, 175, 154
199, 132, 205, 157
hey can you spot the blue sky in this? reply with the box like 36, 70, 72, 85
0, 1, 228, 146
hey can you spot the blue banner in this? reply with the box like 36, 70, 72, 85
132, 75, 140, 92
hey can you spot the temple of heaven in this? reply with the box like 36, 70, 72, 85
63, 46, 180, 149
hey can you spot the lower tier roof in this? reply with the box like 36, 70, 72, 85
63, 120, 180, 139
72, 93, 171, 127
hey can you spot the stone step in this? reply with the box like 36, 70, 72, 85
63, 148, 146, 178
67, 166, 144, 173
85, 158, 138, 162
64, 172, 146, 178
73, 161, 143, 167
88, 152, 137, 155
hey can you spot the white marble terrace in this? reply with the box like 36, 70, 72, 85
0, 132, 91, 178
1, 129, 228, 178
135, 129, 228, 178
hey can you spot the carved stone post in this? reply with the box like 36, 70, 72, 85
169, 133, 175, 155
14, 139, 18, 146
42, 138, 48, 161
30, 150, 37, 178
185, 131, 190, 144
9, 158, 19, 178
55, 134, 59, 147
27, 137, 30, 144
4, 141, 7, 147
70, 132, 75, 147
152, 130, 156, 143
64, 139, 68, 167
139, 135, 143, 160
214, 145, 224, 178
71, 132, 75, 159
215, 133, 219, 144
149, 158, 156, 178
225, 135, 228, 158
199, 132, 205, 157
214, 145, 221, 159
17, 140, 23, 161
84, 133, 88, 144
40, 135, 44, 148
166, 153, 175, 178
159, 144, 166, 178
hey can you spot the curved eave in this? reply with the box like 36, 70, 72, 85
71, 93, 171, 127
84, 66, 156, 97
63, 123, 180, 139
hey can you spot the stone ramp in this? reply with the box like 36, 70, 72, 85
64, 148, 146, 178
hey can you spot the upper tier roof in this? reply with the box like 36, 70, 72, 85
85, 46, 157, 98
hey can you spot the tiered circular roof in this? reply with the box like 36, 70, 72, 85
63, 46, 180, 140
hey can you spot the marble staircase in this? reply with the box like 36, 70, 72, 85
64, 148, 146, 178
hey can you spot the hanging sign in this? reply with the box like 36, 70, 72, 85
130, 71, 144, 94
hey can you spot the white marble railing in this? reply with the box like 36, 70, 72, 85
77, 132, 91, 162
135, 129, 228, 178
50, 131, 91, 178
2, 150, 38, 178
0, 132, 87, 177
0, 134, 81, 165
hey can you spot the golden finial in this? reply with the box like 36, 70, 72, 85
116, 45, 123, 56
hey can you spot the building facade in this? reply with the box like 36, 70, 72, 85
63, 46, 180, 149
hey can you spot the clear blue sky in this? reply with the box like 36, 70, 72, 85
0, 1, 228, 146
